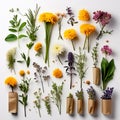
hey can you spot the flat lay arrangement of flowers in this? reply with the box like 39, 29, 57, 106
3, 1, 117, 120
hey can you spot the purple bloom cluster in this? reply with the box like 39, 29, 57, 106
101, 45, 112, 56
101, 87, 114, 99
93, 10, 111, 26
68, 52, 74, 66
87, 86, 96, 99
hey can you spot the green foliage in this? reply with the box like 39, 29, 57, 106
75, 90, 83, 100
43, 96, 51, 115
26, 42, 34, 49
68, 93, 73, 98
19, 77, 31, 117
26, 4, 40, 41
91, 42, 99, 67
101, 58, 115, 90
5, 15, 27, 42
51, 82, 64, 114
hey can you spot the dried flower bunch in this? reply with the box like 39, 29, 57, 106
53, 68, 63, 78
91, 42, 99, 67
52, 44, 65, 64
101, 87, 114, 99
64, 52, 76, 89
64, 29, 77, 50
93, 10, 113, 40
19, 71, 31, 117
6, 48, 16, 73
33, 62, 50, 92
42, 95, 51, 115
78, 9, 90, 21
66, 7, 78, 26
51, 82, 64, 114
87, 86, 96, 100
33, 88, 42, 117
5, 76, 17, 92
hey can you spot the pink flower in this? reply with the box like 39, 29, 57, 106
101, 45, 112, 56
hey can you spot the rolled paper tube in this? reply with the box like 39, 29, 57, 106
88, 99, 96, 114
77, 99, 84, 114
93, 67, 100, 85
102, 99, 112, 115
66, 97, 74, 114
9, 92, 18, 114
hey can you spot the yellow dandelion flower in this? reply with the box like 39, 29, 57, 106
78, 9, 90, 21
34, 42, 42, 52
64, 29, 77, 50
5, 76, 17, 87
19, 70, 25, 76
80, 24, 95, 52
53, 68, 63, 78
39, 12, 58, 24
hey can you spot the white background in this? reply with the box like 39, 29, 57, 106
0, 0, 120, 120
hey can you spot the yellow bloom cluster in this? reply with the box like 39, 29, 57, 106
19, 70, 25, 76
80, 24, 95, 36
34, 42, 42, 52
39, 12, 58, 24
64, 29, 77, 40
53, 68, 63, 78
5, 76, 17, 87
78, 9, 90, 21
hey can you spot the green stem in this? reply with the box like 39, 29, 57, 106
39, 74, 44, 93
96, 26, 104, 40
87, 36, 89, 53
57, 56, 63, 65
24, 105, 26, 117
83, 36, 87, 50
58, 19, 63, 40
38, 108, 41, 117
71, 40, 75, 51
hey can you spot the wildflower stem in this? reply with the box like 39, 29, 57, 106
87, 36, 89, 52
83, 36, 87, 50
39, 73, 44, 93
24, 105, 26, 117
96, 26, 104, 40
58, 18, 63, 40
71, 41, 75, 51
57, 56, 63, 65
70, 69, 72, 89
38, 108, 41, 117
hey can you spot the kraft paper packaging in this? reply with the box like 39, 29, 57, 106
77, 99, 84, 114
102, 99, 112, 115
93, 67, 100, 85
66, 97, 74, 114
88, 99, 96, 114
9, 92, 18, 114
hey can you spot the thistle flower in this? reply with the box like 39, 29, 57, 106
64, 52, 76, 89
101, 45, 112, 57
93, 10, 113, 40
87, 86, 96, 100
52, 44, 65, 64
6, 47, 16, 73
78, 9, 90, 21
64, 29, 77, 50
52, 68, 63, 78
101, 87, 114, 99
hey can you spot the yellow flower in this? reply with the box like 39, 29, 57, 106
80, 24, 95, 52
39, 12, 58, 24
53, 68, 63, 78
5, 76, 17, 87
80, 24, 95, 36
19, 70, 25, 76
64, 29, 77, 51
78, 9, 90, 21
34, 42, 42, 52
26, 70, 30, 74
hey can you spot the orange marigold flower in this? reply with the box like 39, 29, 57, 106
64, 29, 77, 40
19, 70, 25, 76
38, 12, 58, 24
78, 9, 90, 21
5, 76, 17, 87
53, 68, 63, 78
34, 42, 42, 52
80, 24, 95, 36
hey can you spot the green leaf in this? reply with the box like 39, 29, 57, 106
5, 34, 17, 41
9, 29, 17, 32
26, 42, 34, 49
19, 22, 26, 31
18, 34, 27, 39
27, 56, 30, 67
21, 53, 26, 60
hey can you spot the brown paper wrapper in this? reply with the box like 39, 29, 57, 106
102, 99, 112, 115
93, 67, 100, 85
88, 99, 96, 114
66, 97, 74, 114
9, 92, 18, 114
77, 99, 84, 114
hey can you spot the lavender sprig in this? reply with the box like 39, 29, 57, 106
66, 7, 78, 26
64, 52, 76, 89
101, 87, 114, 99
87, 86, 96, 100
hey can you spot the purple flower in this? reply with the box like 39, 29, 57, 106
101, 45, 112, 56
101, 87, 114, 99
87, 86, 96, 99
68, 52, 74, 65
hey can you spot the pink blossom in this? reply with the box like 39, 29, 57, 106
101, 45, 112, 56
